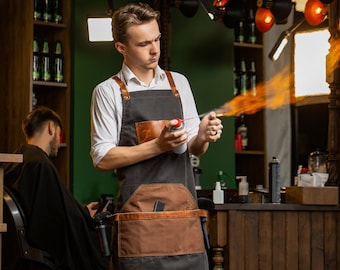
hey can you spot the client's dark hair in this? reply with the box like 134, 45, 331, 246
22, 106, 63, 139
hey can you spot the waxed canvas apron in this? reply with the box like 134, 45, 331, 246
111, 72, 209, 270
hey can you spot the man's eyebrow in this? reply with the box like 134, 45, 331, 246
138, 34, 162, 44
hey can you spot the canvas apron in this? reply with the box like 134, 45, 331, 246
110, 72, 209, 270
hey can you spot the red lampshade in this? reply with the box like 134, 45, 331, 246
304, 0, 327, 26
213, 0, 228, 8
255, 8, 275, 32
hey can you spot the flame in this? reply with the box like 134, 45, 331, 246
213, 66, 304, 117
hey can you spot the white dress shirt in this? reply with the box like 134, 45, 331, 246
90, 64, 200, 166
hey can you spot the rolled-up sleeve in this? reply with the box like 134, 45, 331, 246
90, 79, 122, 167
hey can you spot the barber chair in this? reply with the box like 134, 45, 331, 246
2, 186, 57, 270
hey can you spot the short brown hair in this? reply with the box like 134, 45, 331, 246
111, 2, 160, 44
22, 106, 63, 139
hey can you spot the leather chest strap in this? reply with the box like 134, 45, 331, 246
112, 76, 130, 100
164, 70, 179, 97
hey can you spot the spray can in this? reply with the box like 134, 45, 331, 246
269, 157, 281, 203
171, 118, 187, 154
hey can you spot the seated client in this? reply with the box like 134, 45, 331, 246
4, 106, 109, 270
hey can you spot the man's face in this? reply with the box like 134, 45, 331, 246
118, 19, 161, 73
49, 124, 61, 157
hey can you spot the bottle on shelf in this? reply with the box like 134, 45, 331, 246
32, 38, 41, 81
42, 0, 52, 22
234, 20, 245, 43
41, 40, 51, 82
248, 60, 257, 96
246, 8, 256, 44
233, 67, 239, 97
34, 0, 42, 20
239, 58, 247, 96
238, 176, 249, 203
213, 181, 224, 204
269, 157, 281, 203
236, 114, 248, 150
54, 0, 63, 23
54, 40, 63, 83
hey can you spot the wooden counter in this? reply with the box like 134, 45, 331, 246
208, 203, 340, 270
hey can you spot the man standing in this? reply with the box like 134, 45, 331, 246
90, 3, 223, 269
5, 106, 109, 270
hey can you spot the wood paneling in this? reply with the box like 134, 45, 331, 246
209, 204, 340, 270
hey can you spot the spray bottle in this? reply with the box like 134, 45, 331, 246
213, 182, 224, 204
171, 118, 187, 154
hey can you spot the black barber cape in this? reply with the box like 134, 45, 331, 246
4, 144, 109, 270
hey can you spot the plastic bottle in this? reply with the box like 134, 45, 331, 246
213, 182, 224, 204
171, 118, 187, 154
238, 176, 249, 203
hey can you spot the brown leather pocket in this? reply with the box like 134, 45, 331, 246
135, 120, 168, 144
112, 183, 206, 258
114, 210, 206, 257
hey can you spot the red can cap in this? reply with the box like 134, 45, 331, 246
173, 118, 182, 128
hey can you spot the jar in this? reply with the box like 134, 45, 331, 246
308, 149, 327, 173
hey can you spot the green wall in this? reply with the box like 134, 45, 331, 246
72, 0, 235, 203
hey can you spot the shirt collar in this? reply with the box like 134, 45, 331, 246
120, 64, 166, 87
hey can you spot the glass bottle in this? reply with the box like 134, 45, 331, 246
41, 40, 51, 82
234, 20, 245, 43
54, 0, 62, 23
247, 8, 256, 44
237, 114, 248, 150
54, 40, 63, 82
239, 58, 247, 96
248, 60, 256, 96
42, 0, 52, 22
32, 38, 41, 81
34, 0, 42, 20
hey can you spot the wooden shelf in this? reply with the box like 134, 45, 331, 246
0, 0, 71, 187
34, 20, 67, 29
233, 0, 267, 189
233, 42, 264, 49
33, 81, 67, 88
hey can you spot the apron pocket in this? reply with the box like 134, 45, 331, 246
112, 210, 207, 258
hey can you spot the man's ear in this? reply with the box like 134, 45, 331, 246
115, 42, 126, 55
48, 121, 55, 136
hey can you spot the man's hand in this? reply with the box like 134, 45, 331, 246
155, 118, 188, 152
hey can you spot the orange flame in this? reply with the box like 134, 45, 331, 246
213, 66, 304, 117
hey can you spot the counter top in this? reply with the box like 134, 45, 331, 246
214, 203, 340, 211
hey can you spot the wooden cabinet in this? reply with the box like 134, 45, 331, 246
233, 2, 267, 188
0, 0, 71, 186
209, 204, 340, 270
